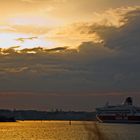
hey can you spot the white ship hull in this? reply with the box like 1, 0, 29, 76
96, 114, 140, 124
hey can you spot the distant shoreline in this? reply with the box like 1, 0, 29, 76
0, 109, 96, 121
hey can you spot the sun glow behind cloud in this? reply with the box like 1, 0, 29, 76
0, 0, 139, 55
0, 32, 59, 51
9, 16, 63, 27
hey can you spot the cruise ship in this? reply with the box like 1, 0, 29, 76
96, 97, 140, 123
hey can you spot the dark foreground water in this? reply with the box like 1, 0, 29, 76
0, 121, 139, 140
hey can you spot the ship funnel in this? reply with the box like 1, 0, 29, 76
123, 97, 133, 105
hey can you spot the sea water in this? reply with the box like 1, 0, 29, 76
0, 121, 139, 140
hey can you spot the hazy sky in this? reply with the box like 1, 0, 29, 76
0, 0, 140, 111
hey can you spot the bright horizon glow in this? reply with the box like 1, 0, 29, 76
0, 32, 60, 50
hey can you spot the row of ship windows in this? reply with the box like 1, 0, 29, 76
99, 112, 130, 114
98, 111, 131, 113
98, 110, 131, 112
98, 109, 140, 111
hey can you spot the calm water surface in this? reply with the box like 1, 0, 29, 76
0, 121, 139, 140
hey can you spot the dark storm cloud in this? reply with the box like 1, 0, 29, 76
76, 9, 140, 92
106, 10, 140, 51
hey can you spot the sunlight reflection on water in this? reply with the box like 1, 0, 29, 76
0, 121, 139, 140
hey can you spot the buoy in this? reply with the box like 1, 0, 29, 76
69, 120, 71, 125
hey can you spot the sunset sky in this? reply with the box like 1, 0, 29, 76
0, 0, 140, 111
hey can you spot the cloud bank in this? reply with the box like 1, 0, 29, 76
0, 7, 140, 110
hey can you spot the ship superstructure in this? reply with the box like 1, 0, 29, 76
96, 97, 140, 123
